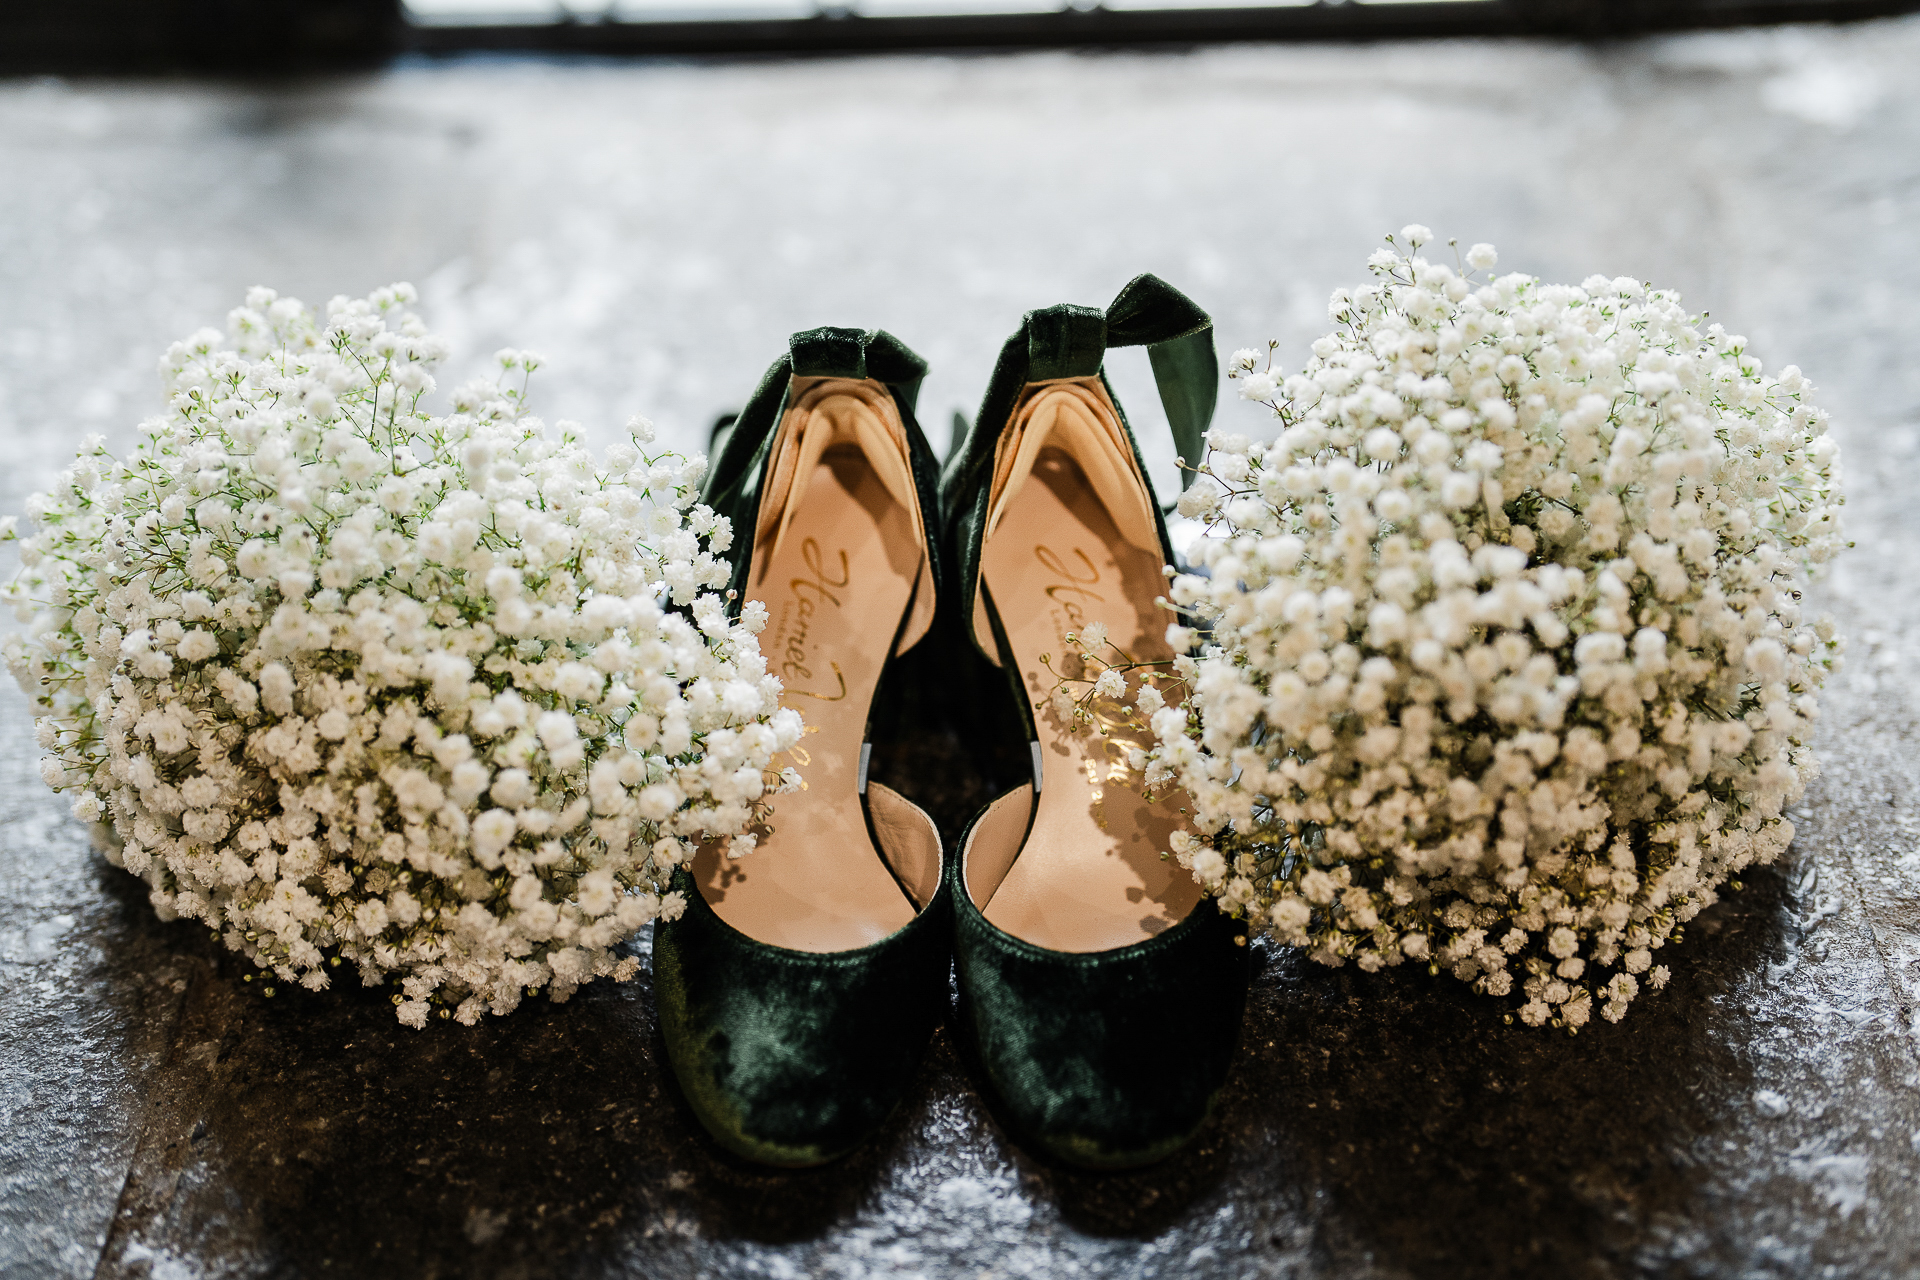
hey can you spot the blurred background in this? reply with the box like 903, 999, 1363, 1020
2, 0, 1916, 510
8, 6, 1920, 1277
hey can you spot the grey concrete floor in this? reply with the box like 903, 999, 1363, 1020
3, 19, 1920, 1279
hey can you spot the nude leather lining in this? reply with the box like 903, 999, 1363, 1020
692, 377, 934, 953
758, 374, 935, 655
963, 784, 1036, 910
973, 377, 1158, 659
972, 382, 1203, 954
867, 781, 941, 909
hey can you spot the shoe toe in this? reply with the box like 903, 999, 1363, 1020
655, 868, 950, 1167
955, 894, 1253, 1171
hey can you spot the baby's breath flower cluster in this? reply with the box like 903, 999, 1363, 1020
1040, 619, 1185, 741
3, 286, 799, 1028
1153, 230, 1844, 1028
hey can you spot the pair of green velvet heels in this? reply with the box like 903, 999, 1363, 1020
653, 276, 1253, 1171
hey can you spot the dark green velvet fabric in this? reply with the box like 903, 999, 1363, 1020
651, 325, 953, 1166
949, 797, 1252, 1171
656, 867, 952, 1167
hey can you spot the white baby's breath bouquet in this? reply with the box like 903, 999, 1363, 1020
1114, 231, 1842, 1029
3, 285, 799, 1027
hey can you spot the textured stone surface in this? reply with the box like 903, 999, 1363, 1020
4, 18, 1920, 1278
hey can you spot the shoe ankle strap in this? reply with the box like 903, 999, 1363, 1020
941, 275, 1218, 668
789, 326, 928, 412
943, 273, 1217, 507
708, 326, 930, 511
702, 326, 941, 636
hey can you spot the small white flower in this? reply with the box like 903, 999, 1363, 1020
1239, 372, 1279, 401
176, 630, 219, 662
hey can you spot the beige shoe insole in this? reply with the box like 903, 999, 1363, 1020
691, 443, 919, 952
976, 445, 1203, 952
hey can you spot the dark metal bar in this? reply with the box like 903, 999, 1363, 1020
3, 0, 1918, 74
0, 0, 402, 74
400, 0, 1920, 58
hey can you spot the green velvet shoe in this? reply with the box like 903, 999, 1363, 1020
654, 326, 952, 1167
939, 276, 1253, 1170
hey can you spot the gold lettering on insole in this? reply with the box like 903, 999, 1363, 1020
1029, 540, 1158, 831
771, 537, 851, 702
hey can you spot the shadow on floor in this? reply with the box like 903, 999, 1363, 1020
1219, 859, 1795, 1278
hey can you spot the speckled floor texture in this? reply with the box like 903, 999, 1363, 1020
4, 18, 1920, 1279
